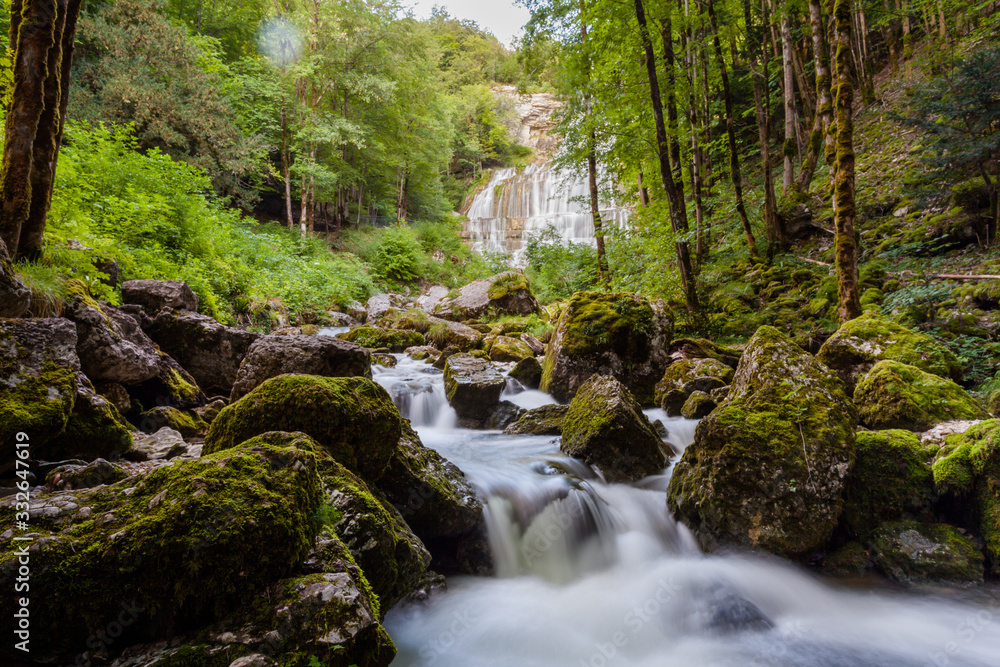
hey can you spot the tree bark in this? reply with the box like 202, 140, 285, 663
0, 0, 58, 259
708, 0, 759, 260
633, 0, 700, 318
798, 0, 835, 190
581, 10, 609, 287
745, 0, 782, 248
781, 11, 797, 196
832, 0, 861, 323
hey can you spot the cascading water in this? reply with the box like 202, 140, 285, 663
465, 162, 630, 263
371, 354, 1000, 667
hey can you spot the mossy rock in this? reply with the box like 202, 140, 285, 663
823, 541, 874, 577
817, 313, 963, 393
932, 420, 1000, 574
869, 521, 983, 584
127, 351, 208, 413
668, 326, 857, 557
561, 375, 665, 482
488, 335, 534, 362
541, 291, 673, 405
138, 405, 209, 437
654, 357, 734, 408
680, 391, 716, 419
840, 430, 936, 538
854, 360, 987, 432
337, 326, 425, 352
509, 356, 543, 389
405, 345, 440, 361
433, 271, 540, 321
47, 377, 134, 462
0, 441, 323, 662
666, 338, 742, 368
376, 307, 433, 333
443, 354, 506, 424
424, 318, 483, 351
204, 374, 403, 481
503, 404, 568, 436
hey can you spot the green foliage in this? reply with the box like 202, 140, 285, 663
524, 225, 600, 303
368, 226, 424, 283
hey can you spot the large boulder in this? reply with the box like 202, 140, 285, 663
365, 293, 393, 323
817, 313, 963, 393
655, 357, 733, 416
204, 375, 402, 481
932, 420, 1000, 574
377, 424, 488, 575
121, 279, 199, 312
63, 294, 161, 384
231, 334, 371, 400
433, 271, 540, 320
504, 403, 569, 435
839, 430, 936, 539
47, 375, 134, 461
0, 441, 323, 663
487, 335, 535, 362
127, 350, 207, 412
854, 360, 987, 431
540, 292, 673, 405
0, 255, 30, 317
869, 521, 983, 584
145, 310, 262, 395
509, 356, 543, 389
666, 338, 742, 368
668, 326, 857, 556
424, 317, 484, 351
561, 375, 666, 482
443, 353, 506, 425
337, 326, 425, 352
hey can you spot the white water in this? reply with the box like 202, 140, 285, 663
465, 162, 630, 263
375, 355, 1000, 667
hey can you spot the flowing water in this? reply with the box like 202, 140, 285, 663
464, 162, 630, 263
374, 354, 1000, 667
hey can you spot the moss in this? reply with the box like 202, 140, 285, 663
0, 358, 77, 458
557, 291, 655, 359
0, 441, 323, 658
503, 403, 568, 435
840, 429, 935, 538
204, 374, 403, 481
337, 326, 424, 352
869, 520, 983, 584
48, 381, 133, 461
487, 272, 530, 300
163, 361, 202, 404
823, 541, 873, 577
377, 308, 432, 334
654, 357, 734, 404
488, 335, 533, 362
139, 405, 209, 437
854, 360, 987, 431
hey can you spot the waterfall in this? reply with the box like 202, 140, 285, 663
465, 162, 630, 262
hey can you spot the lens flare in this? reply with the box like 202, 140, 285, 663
257, 17, 303, 67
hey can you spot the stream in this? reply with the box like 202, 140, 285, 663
370, 354, 1000, 667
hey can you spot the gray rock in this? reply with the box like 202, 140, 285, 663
366, 294, 393, 323
520, 332, 546, 355
133, 427, 188, 460
46, 459, 127, 490
326, 311, 358, 327
487, 400, 526, 430
504, 404, 568, 436
64, 297, 161, 384
443, 354, 506, 425
231, 335, 371, 400
433, 272, 540, 321
122, 279, 198, 312
417, 285, 450, 312
0, 255, 30, 317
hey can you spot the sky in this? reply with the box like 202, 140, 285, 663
408, 1, 531, 46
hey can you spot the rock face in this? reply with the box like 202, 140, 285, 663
145, 310, 262, 395
932, 420, 1000, 574
64, 296, 162, 384
0, 256, 30, 317
48, 375, 134, 461
443, 353, 506, 425
433, 272, 540, 321
504, 403, 569, 435
0, 441, 323, 663
817, 313, 963, 393
869, 521, 983, 584
668, 326, 857, 556
337, 326, 425, 352
540, 292, 673, 405
854, 360, 987, 431
204, 375, 402, 481
561, 375, 666, 482
122, 279, 199, 312
365, 293, 393, 323
231, 334, 371, 400
839, 430, 936, 539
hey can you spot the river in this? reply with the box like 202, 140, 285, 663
369, 353, 1000, 667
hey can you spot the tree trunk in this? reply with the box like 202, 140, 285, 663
745, 0, 782, 249
781, 11, 797, 196
0, 0, 58, 259
832, 0, 861, 323
581, 9, 609, 288
798, 0, 835, 190
708, 0, 759, 260
633, 0, 700, 318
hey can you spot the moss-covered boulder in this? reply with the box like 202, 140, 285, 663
668, 326, 857, 556
376, 307, 433, 333
488, 335, 535, 362
48, 376, 134, 461
504, 403, 568, 435
666, 338, 742, 369
377, 423, 488, 575
204, 375, 403, 481
655, 357, 734, 409
840, 430, 936, 539
230, 334, 371, 400
869, 521, 983, 584
337, 326, 425, 352
127, 351, 208, 412
433, 271, 540, 321
817, 313, 963, 392
0, 441, 323, 663
424, 317, 483, 351
404, 345, 440, 361
854, 361, 987, 431
138, 405, 209, 437
509, 355, 543, 389
145, 310, 262, 395
561, 375, 666, 482
932, 420, 1000, 574
540, 292, 673, 405
681, 391, 716, 419
443, 353, 506, 425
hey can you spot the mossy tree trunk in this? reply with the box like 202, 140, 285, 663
633, 0, 701, 322
0, 0, 80, 262
797, 0, 834, 192
832, 0, 861, 323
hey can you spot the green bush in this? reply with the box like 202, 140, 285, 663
367, 226, 424, 283
524, 225, 599, 304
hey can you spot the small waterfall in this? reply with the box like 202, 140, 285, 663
371, 355, 456, 428
465, 162, 630, 262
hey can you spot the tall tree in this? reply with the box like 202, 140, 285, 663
832, 0, 861, 322
581, 5, 609, 286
